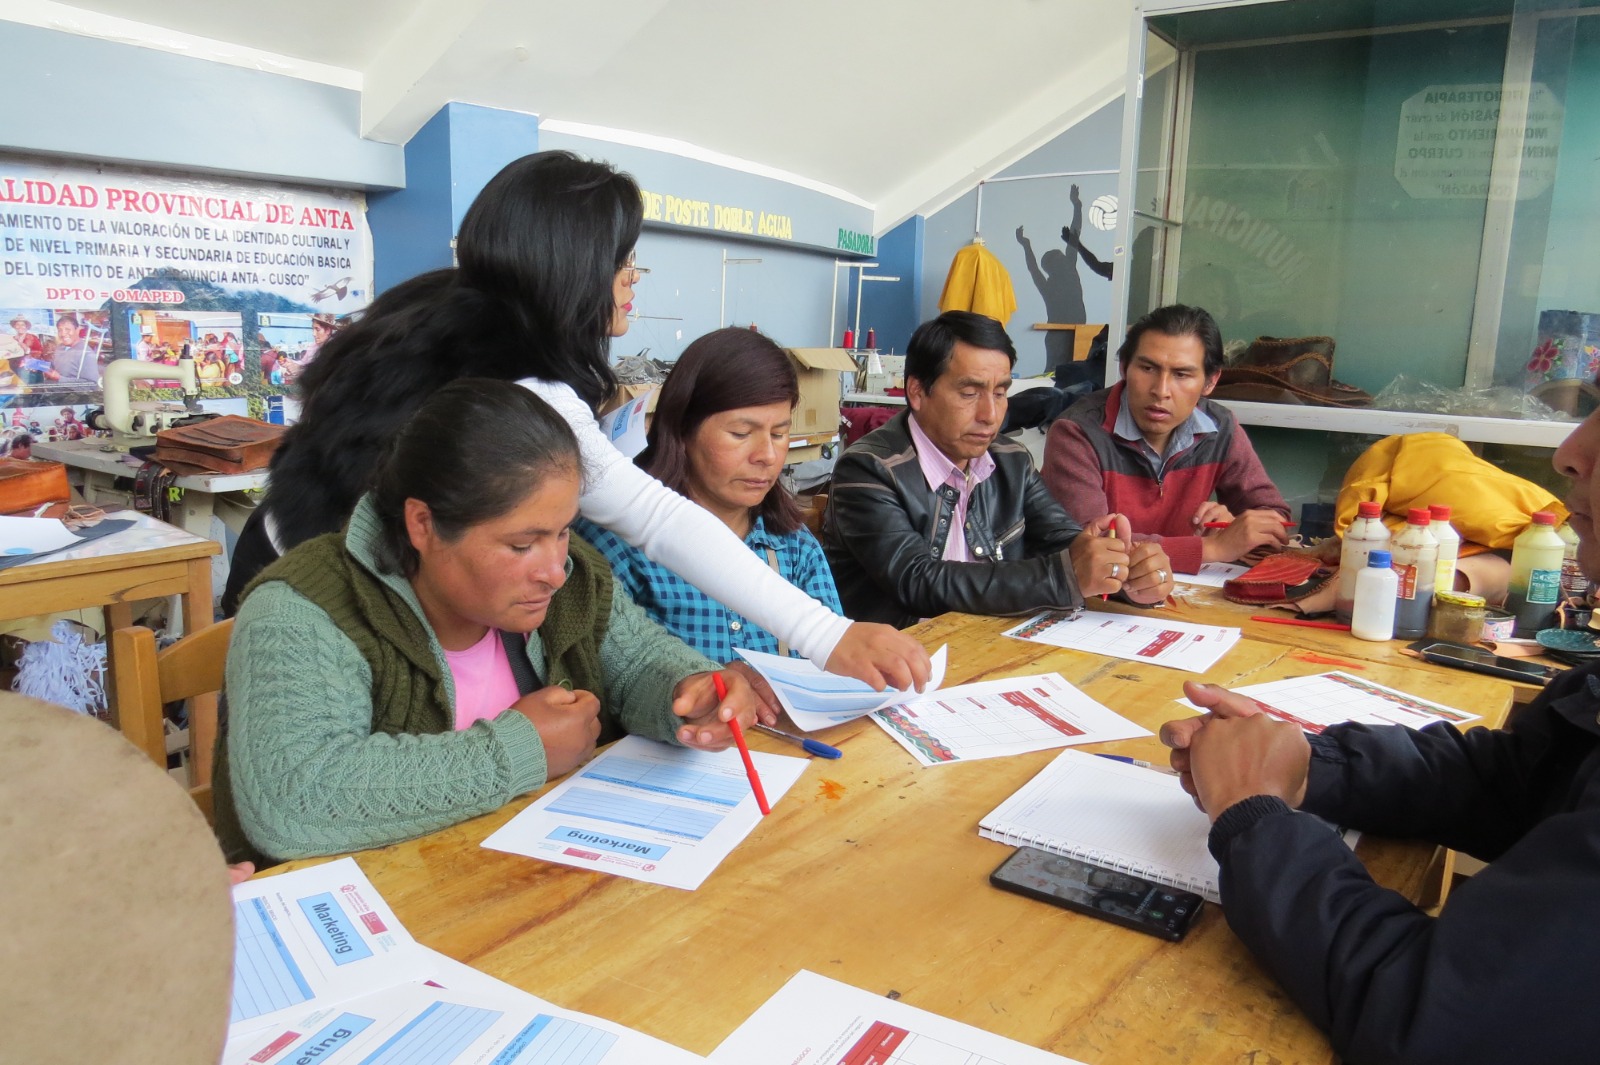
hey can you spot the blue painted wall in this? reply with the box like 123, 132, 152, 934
368, 108, 456, 293
922, 99, 1125, 378
0, 21, 402, 190
848, 214, 924, 355
367, 103, 540, 293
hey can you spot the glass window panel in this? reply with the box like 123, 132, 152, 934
1176, 24, 1509, 396
1134, 0, 1600, 424
1494, 9, 1600, 417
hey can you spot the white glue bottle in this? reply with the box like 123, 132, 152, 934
1352, 549, 1399, 642
1336, 501, 1391, 623
1429, 504, 1461, 595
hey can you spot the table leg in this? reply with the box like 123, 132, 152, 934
175, 490, 217, 540
182, 557, 217, 787
102, 600, 135, 725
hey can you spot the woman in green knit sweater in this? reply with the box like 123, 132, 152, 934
216, 379, 759, 864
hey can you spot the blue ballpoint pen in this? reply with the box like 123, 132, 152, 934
1094, 753, 1177, 775
753, 723, 842, 759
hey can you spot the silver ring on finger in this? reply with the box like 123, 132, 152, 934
1158, 569, 1167, 584
1111, 563, 1120, 579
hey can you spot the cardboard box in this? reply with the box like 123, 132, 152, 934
787, 348, 859, 437
602, 348, 851, 463
601, 382, 661, 417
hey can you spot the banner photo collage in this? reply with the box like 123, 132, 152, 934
1, 156, 372, 456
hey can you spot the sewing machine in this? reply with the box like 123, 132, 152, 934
87, 351, 205, 450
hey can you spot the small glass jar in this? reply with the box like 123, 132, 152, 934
1428, 591, 1488, 644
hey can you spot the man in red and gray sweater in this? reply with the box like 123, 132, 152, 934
1044, 304, 1290, 575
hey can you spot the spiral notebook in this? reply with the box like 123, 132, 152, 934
979, 748, 1221, 903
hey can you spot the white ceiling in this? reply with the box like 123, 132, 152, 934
15, 0, 1133, 229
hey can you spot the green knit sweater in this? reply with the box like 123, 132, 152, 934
221, 496, 717, 863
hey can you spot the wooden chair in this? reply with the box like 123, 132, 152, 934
111, 619, 232, 821
801, 492, 829, 537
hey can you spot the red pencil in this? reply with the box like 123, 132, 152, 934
1103, 522, 1116, 601
1204, 521, 1298, 529
1250, 615, 1351, 631
713, 672, 770, 816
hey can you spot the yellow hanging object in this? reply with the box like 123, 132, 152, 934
938, 241, 1018, 326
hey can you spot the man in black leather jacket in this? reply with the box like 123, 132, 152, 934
1158, 399, 1600, 1064
823, 311, 1174, 627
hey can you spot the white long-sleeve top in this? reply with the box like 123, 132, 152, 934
520, 377, 851, 668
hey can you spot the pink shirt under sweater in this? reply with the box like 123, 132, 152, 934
443, 628, 522, 730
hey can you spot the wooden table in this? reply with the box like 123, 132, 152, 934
267, 614, 1510, 1064
1, 512, 219, 754
0, 510, 218, 634
31, 438, 265, 540
1097, 579, 1555, 703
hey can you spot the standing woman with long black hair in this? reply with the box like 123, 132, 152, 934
227, 151, 928, 691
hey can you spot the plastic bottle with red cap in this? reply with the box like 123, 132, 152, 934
1390, 507, 1438, 639
1428, 504, 1461, 595
1508, 511, 1565, 636
1335, 500, 1391, 622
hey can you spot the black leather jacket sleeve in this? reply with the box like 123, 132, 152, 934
1019, 463, 1083, 560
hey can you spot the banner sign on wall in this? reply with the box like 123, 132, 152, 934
639, 186, 797, 243
0, 155, 371, 434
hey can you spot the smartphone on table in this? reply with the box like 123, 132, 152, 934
1411, 641, 1560, 684
990, 846, 1204, 942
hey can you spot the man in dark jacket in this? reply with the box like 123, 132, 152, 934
823, 311, 1175, 627
1158, 397, 1600, 1064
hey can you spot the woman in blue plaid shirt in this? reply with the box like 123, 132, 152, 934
575, 328, 843, 671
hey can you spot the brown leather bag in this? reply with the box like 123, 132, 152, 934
154, 416, 285, 475
0, 457, 71, 514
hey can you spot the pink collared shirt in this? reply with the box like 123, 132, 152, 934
907, 413, 996, 563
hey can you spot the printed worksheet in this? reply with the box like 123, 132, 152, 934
1173, 562, 1249, 588
734, 645, 949, 731
228, 857, 435, 1037
1178, 670, 1480, 733
709, 970, 1089, 1065
872, 672, 1151, 766
481, 736, 808, 890
223, 980, 706, 1065
1003, 610, 1241, 673
597, 393, 650, 458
